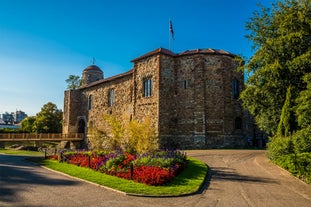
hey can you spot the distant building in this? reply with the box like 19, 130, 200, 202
1, 113, 14, 125
0, 110, 27, 125
63, 48, 259, 149
14, 110, 28, 123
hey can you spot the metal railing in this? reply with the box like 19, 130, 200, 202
0, 133, 84, 141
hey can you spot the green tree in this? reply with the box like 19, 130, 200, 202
33, 102, 63, 133
66, 75, 81, 90
296, 73, 311, 128
20, 116, 36, 132
293, 73, 311, 153
277, 86, 295, 137
241, 0, 311, 134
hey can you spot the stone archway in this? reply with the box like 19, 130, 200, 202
78, 119, 86, 134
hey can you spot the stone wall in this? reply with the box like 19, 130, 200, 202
132, 55, 160, 132
157, 53, 247, 149
158, 54, 177, 147
82, 73, 133, 131
62, 89, 85, 134
62, 48, 252, 149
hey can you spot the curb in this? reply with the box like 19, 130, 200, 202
118, 164, 210, 197
40, 165, 127, 195
25, 157, 209, 197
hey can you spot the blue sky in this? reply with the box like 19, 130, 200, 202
0, 0, 273, 116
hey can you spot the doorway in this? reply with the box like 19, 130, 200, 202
78, 119, 86, 134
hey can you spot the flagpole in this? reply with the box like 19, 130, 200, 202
169, 19, 171, 51
169, 19, 175, 51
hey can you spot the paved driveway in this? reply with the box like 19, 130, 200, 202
0, 150, 310, 207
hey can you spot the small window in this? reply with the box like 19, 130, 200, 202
232, 79, 239, 99
235, 117, 242, 129
182, 80, 188, 89
88, 95, 93, 110
143, 79, 152, 97
108, 89, 115, 107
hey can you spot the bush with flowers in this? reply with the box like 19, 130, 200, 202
48, 115, 188, 185
52, 149, 187, 186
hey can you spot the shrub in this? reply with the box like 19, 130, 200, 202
268, 134, 311, 184
46, 154, 58, 160
133, 150, 187, 168
88, 115, 158, 154
133, 166, 174, 186
267, 135, 294, 160
87, 128, 109, 150
292, 126, 311, 154
295, 153, 311, 183
100, 152, 135, 173
54, 149, 187, 186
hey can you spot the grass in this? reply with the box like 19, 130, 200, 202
29, 156, 208, 196
0, 149, 44, 156
1, 148, 208, 196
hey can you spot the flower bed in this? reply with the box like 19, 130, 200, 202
50, 150, 187, 186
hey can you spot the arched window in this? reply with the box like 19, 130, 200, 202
232, 78, 239, 99
235, 117, 242, 129
88, 95, 93, 110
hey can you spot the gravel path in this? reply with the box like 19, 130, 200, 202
0, 150, 310, 207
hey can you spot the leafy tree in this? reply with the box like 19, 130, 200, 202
66, 75, 81, 90
33, 102, 62, 133
296, 73, 311, 128
20, 116, 36, 132
293, 73, 311, 154
241, 0, 311, 134
277, 86, 295, 137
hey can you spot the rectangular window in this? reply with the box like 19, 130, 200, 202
88, 95, 93, 110
232, 79, 239, 99
108, 89, 115, 107
143, 79, 152, 97
182, 80, 188, 89
235, 117, 242, 129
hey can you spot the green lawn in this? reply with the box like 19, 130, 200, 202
0, 149, 208, 196
0, 149, 44, 156
30, 156, 208, 196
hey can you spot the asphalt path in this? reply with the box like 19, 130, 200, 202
0, 150, 311, 207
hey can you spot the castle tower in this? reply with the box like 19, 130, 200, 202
81, 65, 104, 86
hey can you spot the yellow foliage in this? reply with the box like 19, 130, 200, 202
88, 114, 158, 153
128, 118, 158, 153
87, 127, 108, 150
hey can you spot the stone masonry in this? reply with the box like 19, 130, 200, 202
63, 48, 256, 149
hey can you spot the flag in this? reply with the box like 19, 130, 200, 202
169, 20, 175, 40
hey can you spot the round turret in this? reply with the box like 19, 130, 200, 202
81, 65, 104, 86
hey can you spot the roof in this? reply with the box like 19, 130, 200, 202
79, 69, 133, 89
79, 47, 235, 90
83, 65, 103, 72
178, 48, 235, 57
131, 48, 176, 62
131, 47, 235, 62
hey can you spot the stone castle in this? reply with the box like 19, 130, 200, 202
63, 48, 256, 149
